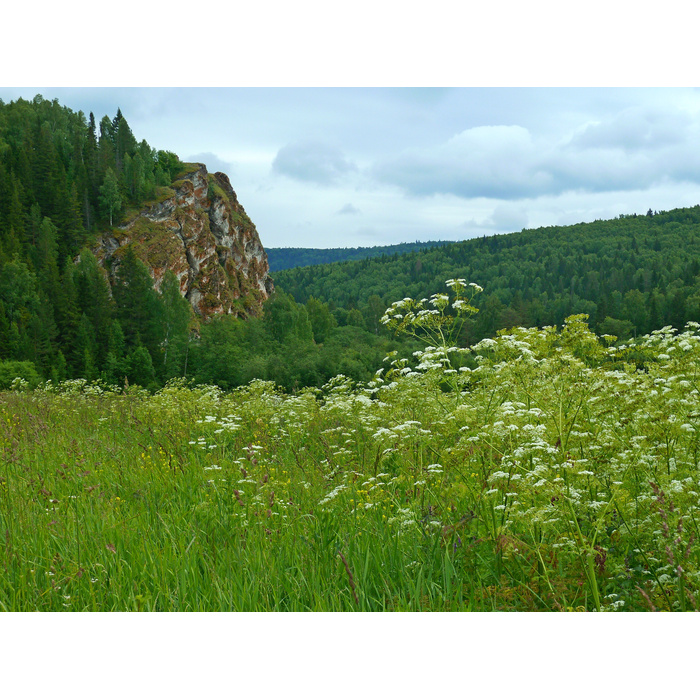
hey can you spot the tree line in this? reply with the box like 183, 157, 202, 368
266, 240, 451, 271
273, 207, 700, 346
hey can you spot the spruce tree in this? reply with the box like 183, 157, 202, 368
55, 260, 81, 370
85, 112, 99, 213
73, 250, 114, 363
127, 344, 157, 388
160, 270, 192, 379
113, 246, 164, 370
112, 109, 137, 172
74, 313, 98, 379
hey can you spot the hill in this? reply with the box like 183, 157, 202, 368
272, 207, 700, 345
5, 94, 700, 395
0, 95, 271, 388
267, 240, 451, 271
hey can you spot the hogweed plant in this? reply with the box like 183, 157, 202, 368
0, 282, 699, 611
380, 279, 482, 384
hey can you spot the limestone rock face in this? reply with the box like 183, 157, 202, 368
94, 163, 274, 318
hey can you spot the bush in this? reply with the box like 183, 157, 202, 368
0, 360, 41, 390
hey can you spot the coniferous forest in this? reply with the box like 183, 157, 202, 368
0, 95, 187, 388
266, 240, 451, 271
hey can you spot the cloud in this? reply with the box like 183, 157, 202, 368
570, 107, 691, 152
373, 125, 552, 199
461, 204, 529, 235
373, 110, 700, 201
185, 152, 235, 177
272, 140, 356, 185
489, 204, 529, 232
336, 203, 361, 215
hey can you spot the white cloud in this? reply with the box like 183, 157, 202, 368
373, 125, 550, 199
489, 204, 529, 232
272, 140, 356, 185
570, 106, 691, 151
373, 104, 700, 203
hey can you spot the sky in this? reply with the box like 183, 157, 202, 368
4, 86, 700, 250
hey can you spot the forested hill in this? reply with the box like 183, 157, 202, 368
267, 240, 451, 271
0, 95, 193, 384
273, 207, 700, 343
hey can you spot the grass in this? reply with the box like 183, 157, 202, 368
2, 303, 700, 611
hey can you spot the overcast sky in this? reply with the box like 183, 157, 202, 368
3, 87, 700, 249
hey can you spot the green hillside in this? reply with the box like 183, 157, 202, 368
267, 240, 451, 271
0, 95, 191, 387
273, 207, 700, 345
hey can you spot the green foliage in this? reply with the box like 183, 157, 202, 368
156, 150, 182, 180
274, 206, 700, 345
160, 271, 193, 381
127, 344, 157, 389
2, 289, 700, 611
99, 168, 122, 226
306, 296, 337, 343
0, 359, 40, 389
112, 246, 164, 363
0, 95, 184, 386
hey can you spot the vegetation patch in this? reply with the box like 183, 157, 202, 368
2, 283, 700, 610
207, 176, 230, 205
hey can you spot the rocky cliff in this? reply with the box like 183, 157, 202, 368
94, 163, 274, 318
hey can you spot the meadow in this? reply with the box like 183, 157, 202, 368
1, 282, 699, 611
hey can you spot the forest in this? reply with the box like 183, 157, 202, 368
266, 240, 450, 271
0, 95, 189, 388
3, 94, 700, 395
274, 208, 700, 347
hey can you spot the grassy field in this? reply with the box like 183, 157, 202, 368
2, 293, 700, 611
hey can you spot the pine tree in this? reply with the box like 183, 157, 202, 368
98, 116, 116, 177
73, 250, 114, 364
84, 112, 99, 216
54, 260, 81, 370
27, 303, 57, 374
51, 350, 67, 383
113, 246, 164, 369
5, 178, 25, 259
160, 271, 192, 379
112, 109, 137, 172
74, 313, 98, 380
103, 318, 128, 386
127, 344, 157, 388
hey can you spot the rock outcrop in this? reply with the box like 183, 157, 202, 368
94, 163, 274, 318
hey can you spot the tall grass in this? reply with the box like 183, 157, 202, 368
2, 294, 700, 610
